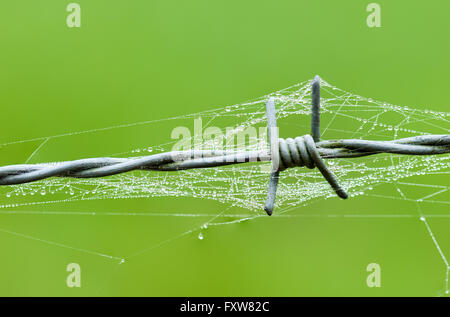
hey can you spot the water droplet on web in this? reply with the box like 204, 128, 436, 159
198, 232, 204, 240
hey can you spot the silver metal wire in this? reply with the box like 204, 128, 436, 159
0, 76, 449, 215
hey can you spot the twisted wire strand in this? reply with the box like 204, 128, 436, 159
0, 76, 449, 215
0, 150, 264, 185
0, 135, 447, 185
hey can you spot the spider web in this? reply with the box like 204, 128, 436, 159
0, 78, 449, 295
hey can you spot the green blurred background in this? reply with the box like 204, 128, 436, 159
0, 0, 449, 296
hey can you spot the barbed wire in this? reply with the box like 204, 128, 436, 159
0, 76, 449, 215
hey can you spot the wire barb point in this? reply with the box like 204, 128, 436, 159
311, 75, 321, 142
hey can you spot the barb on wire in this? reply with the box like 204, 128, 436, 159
0, 75, 449, 215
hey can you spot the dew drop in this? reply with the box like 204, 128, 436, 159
198, 232, 204, 240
